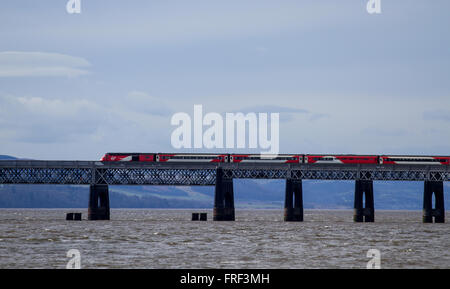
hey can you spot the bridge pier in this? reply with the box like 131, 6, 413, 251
213, 168, 235, 221
88, 184, 110, 220
284, 179, 303, 222
423, 181, 445, 223
353, 180, 374, 222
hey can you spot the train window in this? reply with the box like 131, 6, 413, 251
386, 158, 441, 162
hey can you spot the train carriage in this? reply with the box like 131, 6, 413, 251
100, 153, 155, 162
230, 154, 301, 163
380, 155, 450, 165
156, 153, 228, 163
305, 155, 379, 164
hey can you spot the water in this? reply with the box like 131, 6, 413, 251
0, 209, 448, 269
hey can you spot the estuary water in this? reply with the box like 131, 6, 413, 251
0, 209, 448, 269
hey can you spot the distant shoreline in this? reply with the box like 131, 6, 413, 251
0, 208, 428, 212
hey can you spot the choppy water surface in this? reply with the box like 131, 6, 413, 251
0, 209, 448, 269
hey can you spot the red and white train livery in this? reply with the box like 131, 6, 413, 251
100, 153, 450, 165
305, 155, 379, 164
230, 154, 301, 163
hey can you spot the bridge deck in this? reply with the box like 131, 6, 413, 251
0, 160, 449, 185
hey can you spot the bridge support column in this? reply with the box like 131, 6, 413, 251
213, 168, 235, 221
353, 180, 374, 222
88, 184, 110, 220
423, 181, 445, 223
284, 179, 303, 222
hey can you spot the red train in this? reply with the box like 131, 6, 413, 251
100, 153, 450, 165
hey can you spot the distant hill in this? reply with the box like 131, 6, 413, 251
0, 155, 449, 209
0, 185, 211, 208
0, 155, 18, 160
1, 180, 448, 210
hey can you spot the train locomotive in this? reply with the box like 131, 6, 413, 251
101, 153, 450, 165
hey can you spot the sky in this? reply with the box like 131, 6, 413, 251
0, 0, 449, 160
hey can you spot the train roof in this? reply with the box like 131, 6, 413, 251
103, 153, 450, 157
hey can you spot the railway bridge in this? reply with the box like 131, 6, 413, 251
0, 160, 448, 223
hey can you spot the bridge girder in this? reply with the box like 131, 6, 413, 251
0, 161, 449, 185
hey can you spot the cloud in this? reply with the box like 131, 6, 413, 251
0, 51, 90, 77
232, 105, 308, 123
122, 91, 173, 116
308, 113, 330, 122
238, 105, 331, 123
360, 127, 408, 137
255, 46, 269, 56
237, 105, 327, 122
7, 2, 351, 47
423, 110, 450, 122
0, 93, 102, 143
239, 105, 309, 114
0, 91, 173, 145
